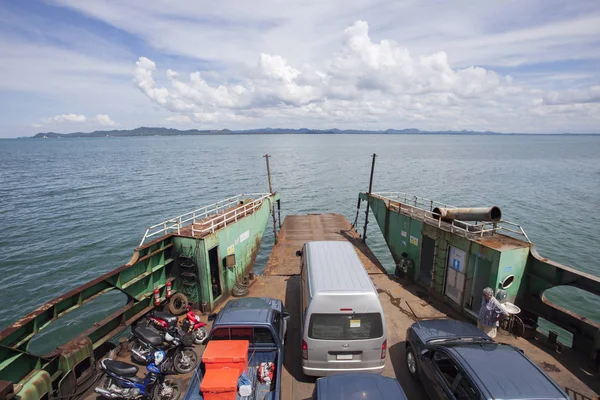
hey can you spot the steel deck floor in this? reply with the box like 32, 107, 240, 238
264, 213, 386, 276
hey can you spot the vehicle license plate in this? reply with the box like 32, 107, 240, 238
336, 354, 353, 360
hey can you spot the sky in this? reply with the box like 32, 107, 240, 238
1, 0, 599, 137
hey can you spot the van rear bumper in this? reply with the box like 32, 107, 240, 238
302, 364, 384, 377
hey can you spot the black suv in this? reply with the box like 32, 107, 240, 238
405, 319, 569, 400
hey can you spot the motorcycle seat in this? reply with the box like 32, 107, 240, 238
103, 359, 139, 376
133, 327, 164, 347
151, 311, 178, 327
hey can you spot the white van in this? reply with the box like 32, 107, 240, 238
299, 241, 387, 377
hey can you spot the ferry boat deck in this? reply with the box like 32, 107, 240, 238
91, 213, 599, 400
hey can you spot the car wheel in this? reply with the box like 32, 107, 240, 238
406, 345, 420, 381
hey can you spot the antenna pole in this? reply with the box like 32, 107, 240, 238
264, 154, 278, 244
362, 153, 377, 243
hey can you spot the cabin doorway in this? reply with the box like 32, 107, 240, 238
418, 236, 436, 286
444, 246, 467, 305
469, 257, 492, 314
208, 246, 222, 300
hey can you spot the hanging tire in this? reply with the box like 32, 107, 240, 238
153, 377, 182, 400
194, 327, 208, 345
173, 348, 198, 374
405, 345, 420, 381
167, 293, 188, 316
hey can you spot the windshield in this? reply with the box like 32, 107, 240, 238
308, 313, 383, 340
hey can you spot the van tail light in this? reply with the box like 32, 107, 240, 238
302, 340, 308, 360
381, 340, 387, 359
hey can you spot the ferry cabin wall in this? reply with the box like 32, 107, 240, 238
376, 199, 423, 277
172, 198, 272, 311
384, 218, 527, 314
370, 197, 529, 314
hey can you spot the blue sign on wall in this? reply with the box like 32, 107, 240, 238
452, 259, 460, 270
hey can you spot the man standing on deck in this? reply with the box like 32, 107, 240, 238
477, 287, 508, 339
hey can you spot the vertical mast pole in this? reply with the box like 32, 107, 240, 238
362, 153, 377, 243
264, 154, 278, 244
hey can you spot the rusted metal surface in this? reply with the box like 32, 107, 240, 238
432, 206, 502, 222
177, 201, 259, 239
372, 193, 530, 245
264, 213, 387, 276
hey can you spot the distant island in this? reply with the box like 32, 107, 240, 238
32, 127, 597, 138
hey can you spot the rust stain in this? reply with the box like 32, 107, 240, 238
540, 362, 561, 373
178, 200, 260, 239
264, 213, 386, 276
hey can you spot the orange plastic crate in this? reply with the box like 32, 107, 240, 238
202, 340, 249, 374
200, 367, 238, 400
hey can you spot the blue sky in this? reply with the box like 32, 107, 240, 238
1, 0, 599, 137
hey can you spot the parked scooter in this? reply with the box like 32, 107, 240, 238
129, 326, 198, 374
138, 306, 208, 345
95, 350, 181, 400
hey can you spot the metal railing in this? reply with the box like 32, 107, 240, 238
372, 192, 531, 243
139, 193, 271, 246
565, 388, 595, 400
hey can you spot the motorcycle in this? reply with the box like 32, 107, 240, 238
139, 306, 208, 346
95, 350, 181, 400
129, 326, 198, 374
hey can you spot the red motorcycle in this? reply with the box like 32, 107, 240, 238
181, 305, 208, 345
140, 305, 208, 345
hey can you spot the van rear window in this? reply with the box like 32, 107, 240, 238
308, 313, 383, 340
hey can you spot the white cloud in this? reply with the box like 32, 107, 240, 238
542, 86, 600, 105
95, 114, 117, 127
166, 115, 191, 124
43, 114, 87, 123
34, 113, 120, 129
133, 21, 533, 130
129, 19, 600, 133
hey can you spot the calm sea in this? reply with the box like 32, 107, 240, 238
1, 134, 599, 347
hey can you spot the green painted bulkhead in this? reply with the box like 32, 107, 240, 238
0, 193, 279, 398
362, 192, 600, 363
172, 193, 279, 312
363, 192, 529, 310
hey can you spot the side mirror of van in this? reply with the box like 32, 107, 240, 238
282, 311, 291, 321
296, 250, 302, 257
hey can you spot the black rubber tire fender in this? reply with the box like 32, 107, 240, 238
167, 293, 188, 316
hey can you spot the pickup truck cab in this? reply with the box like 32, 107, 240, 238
405, 319, 570, 400
183, 297, 290, 400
